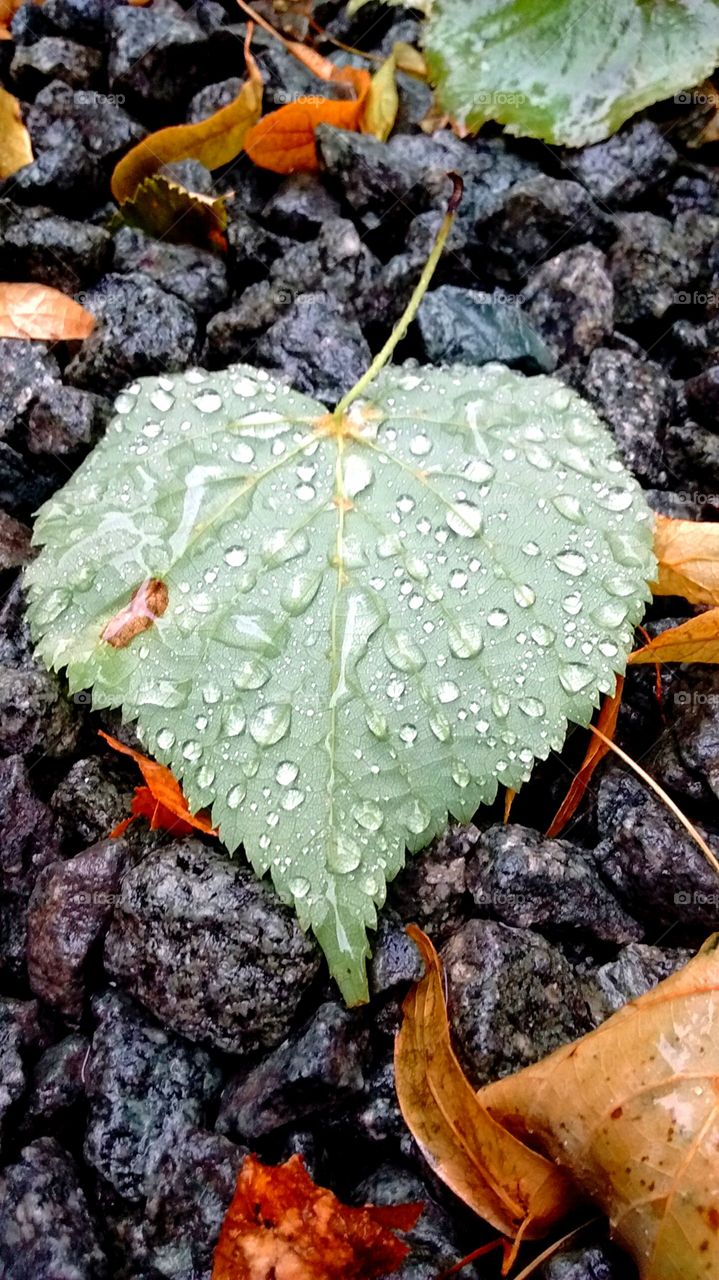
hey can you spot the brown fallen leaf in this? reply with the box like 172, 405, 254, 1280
394, 925, 577, 1257
116, 175, 229, 250
101, 577, 168, 649
361, 49, 399, 142
503, 787, 517, 823
212, 1153, 422, 1279
652, 514, 719, 605
236, 0, 339, 80
546, 676, 624, 837
100, 731, 216, 839
0, 86, 33, 177
478, 933, 719, 1280
244, 66, 371, 172
628, 607, 719, 664
0, 282, 94, 340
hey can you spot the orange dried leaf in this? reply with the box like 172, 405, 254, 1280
212, 1153, 422, 1279
0, 282, 94, 340
0, 87, 33, 175
244, 67, 371, 173
503, 787, 516, 823
628, 607, 719, 664
394, 926, 577, 1246
101, 577, 168, 648
0, 0, 42, 37
478, 934, 719, 1280
652, 513, 719, 605
235, 0, 338, 80
100, 731, 216, 837
547, 676, 624, 837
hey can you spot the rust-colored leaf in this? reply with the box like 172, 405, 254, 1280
0, 87, 33, 175
101, 577, 168, 649
478, 934, 719, 1280
0, 282, 94, 340
652, 513, 719, 605
244, 66, 371, 173
100, 731, 216, 838
503, 787, 516, 823
547, 676, 624, 837
212, 1153, 422, 1279
394, 926, 577, 1252
0, 0, 43, 37
628, 608, 719, 665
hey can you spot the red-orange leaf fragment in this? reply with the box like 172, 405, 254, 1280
100, 731, 216, 838
547, 676, 624, 837
212, 1153, 422, 1280
244, 66, 371, 173
101, 577, 168, 648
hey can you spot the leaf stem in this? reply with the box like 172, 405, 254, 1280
332, 173, 463, 418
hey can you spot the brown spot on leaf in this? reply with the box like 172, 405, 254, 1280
101, 577, 168, 648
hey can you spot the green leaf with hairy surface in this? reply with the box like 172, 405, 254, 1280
25, 362, 654, 1002
424, 0, 719, 145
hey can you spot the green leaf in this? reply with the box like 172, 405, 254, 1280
25, 362, 654, 1002
424, 0, 719, 145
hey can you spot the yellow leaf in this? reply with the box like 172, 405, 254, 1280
361, 51, 399, 142
117, 175, 229, 250
0, 282, 94, 340
629, 607, 719, 664
652, 513, 719, 605
393, 42, 429, 79
0, 86, 33, 178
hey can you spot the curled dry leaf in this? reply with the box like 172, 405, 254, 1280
394, 926, 577, 1253
0, 283, 94, 341
244, 66, 371, 172
478, 933, 719, 1280
0, 87, 33, 177
100, 731, 216, 838
652, 514, 719, 606
629, 607, 719, 665
546, 676, 624, 837
212, 1153, 422, 1280
117, 175, 229, 250
361, 50, 399, 142
101, 577, 169, 649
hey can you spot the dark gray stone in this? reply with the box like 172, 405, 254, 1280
467, 824, 641, 944
227, 210, 289, 289
522, 245, 614, 362
66, 272, 197, 396
40, 0, 114, 44
263, 174, 341, 240
218, 1002, 367, 1141
0, 339, 60, 441
583, 348, 674, 485
27, 384, 108, 458
541, 1242, 626, 1280
0, 1000, 26, 1145
269, 217, 378, 307
391, 822, 477, 943
609, 210, 719, 326
0, 754, 60, 898
685, 365, 719, 425
51, 754, 133, 847
665, 418, 719, 488
11, 35, 102, 93
104, 839, 320, 1056
27, 837, 130, 1023
84, 990, 221, 1201
0, 511, 32, 571
187, 75, 243, 123
27, 79, 145, 168
594, 943, 692, 1016
478, 175, 602, 284
108, 3, 211, 113
204, 281, 288, 363
442, 919, 594, 1086
110, 225, 229, 318
564, 118, 677, 207
21, 1033, 90, 1139
254, 292, 371, 404
4, 118, 101, 211
418, 285, 554, 371
354, 1164, 472, 1279
0, 663, 79, 756
0, 1138, 108, 1279
369, 908, 424, 996
0, 200, 111, 292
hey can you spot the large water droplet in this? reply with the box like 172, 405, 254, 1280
249, 703, 291, 746
327, 832, 362, 874
452, 760, 471, 788
559, 662, 594, 694
531, 624, 555, 647
223, 706, 246, 737
383, 629, 425, 673
448, 621, 483, 658
227, 781, 246, 809
276, 761, 299, 786
519, 696, 545, 718
514, 585, 535, 609
225, 546, 248, 567
366, 707, 388, 739
289, 875, 310, 898
592, 599, 629, 628
437, 680, 460, 704
344, 453, 374, 496
232, 659, 270, 690
400, 796, 431, 835
281, 788, 305, 811
552, 494, 583, 522
429, 710, 452, 742
352, 801, 384, 831
447, 502, 483, 538
156, 728, 175, 751
554, 551, 587, 577
280, 571, 322, 615
487, 609, 509, 629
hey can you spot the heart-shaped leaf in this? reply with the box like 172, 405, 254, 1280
25, 361, 654, 1001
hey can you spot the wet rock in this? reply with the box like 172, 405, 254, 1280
354, 1165, 472, 1279
0, 1138, 108, 1279
591, 769, 719, 930
521, 245, 614, 362
565, 119, 677, 207
112, 226, 229, 318
609, 210, 719, 326
655, 667, 719, 803
540, 1242, 626, 1280
21, 1033, 90, 1139
144, 1128, 246, 1280
253, 31, 322, 111
0, 200, 111, 292
269, 217, 378, 307
204, 281, 288, 364
263, 174, 341, 239
11, 35, 102, 93
108, 3, 211, 114
595, 943, 691, 1016
218, 1002, 367, 1142
0, 1000, 26, 1144
0, 444, 56, 518
27, 383, 109, 458
684, 365, 719, 425
478, 176, 602, 284
26, 80, 145, 169
442, 920, 594, 1086
66, 272, 197, 396
5, 118, 101, 211
0, 662, 79, 756
51, 755, 133, 848
664, 418, 719, 487
0, 511, 32, 571
0, 339, 60, 441
467, 824, 641, 944
0, 755, 59, 899
369, 908, 424, 996
84, 990, 221, 1201
665, 164, 719, 220
27, 837, 130, 1023
39, 0, 112, 44
348, 1055, 408, 1147
417, 285, 554, 371
226, 210, 289, 288
254, 292, 371, 404
582, 347, 673, 485
104, 839, 320, 1056
187, 75, 243, 123
391, 822, 477, 943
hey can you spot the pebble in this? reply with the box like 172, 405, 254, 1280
0, 339, 60, 442
254, 291, 371, 404
563, 118, 677, 207
582, 347, 674, 485
27, 384, 109, 459
11, 35, 103, 93
0, 199, 111, 292
609, 210, 719, 326
522, 245, 615, 361
262, 174, 342, 240
418, 284, 555, 372
477, 175, 604, 284
111, 225, 229, 318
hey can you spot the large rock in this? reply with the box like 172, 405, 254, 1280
417, 285, 554, 372
11, 35, 102, 93
254, 292, 371, 404
0, 339, 60, 441
0, 754, 60, 899
0, 1000, 26, 1145
108, 3, 212, 114
564, 118, 677, 207
521, 245, 614, 362
609, 210, 719, 326
582, 347, 673, 486
26, 79, 145, 169
112, 225, 229, 318
594, 942, 691, 1016
50, 755, 132, 849
0, 200, 110, 292
353, 1165, 475, 1279
21, 1033, 90, 1140
477, 176, 603, 284
391, 822, 478, 943
104, 839, 320, 1056
84, 990, 221, 1201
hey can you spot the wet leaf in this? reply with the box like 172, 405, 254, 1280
652, 514, 719, 606
212, 1153, 422, 1279
395, 925, 577, 1249
361, 51, 400, 142
244, 66, 371, 172
0, 282, 94, 340
478, 933, 719, 1280
425, 0, 719, 145
100, 731, 216, 838
629, 608, 719, 665
116, 175, 229, 250
26, 361, 653, 1002
546, 676, 624, 837
0, 87, 33, 177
